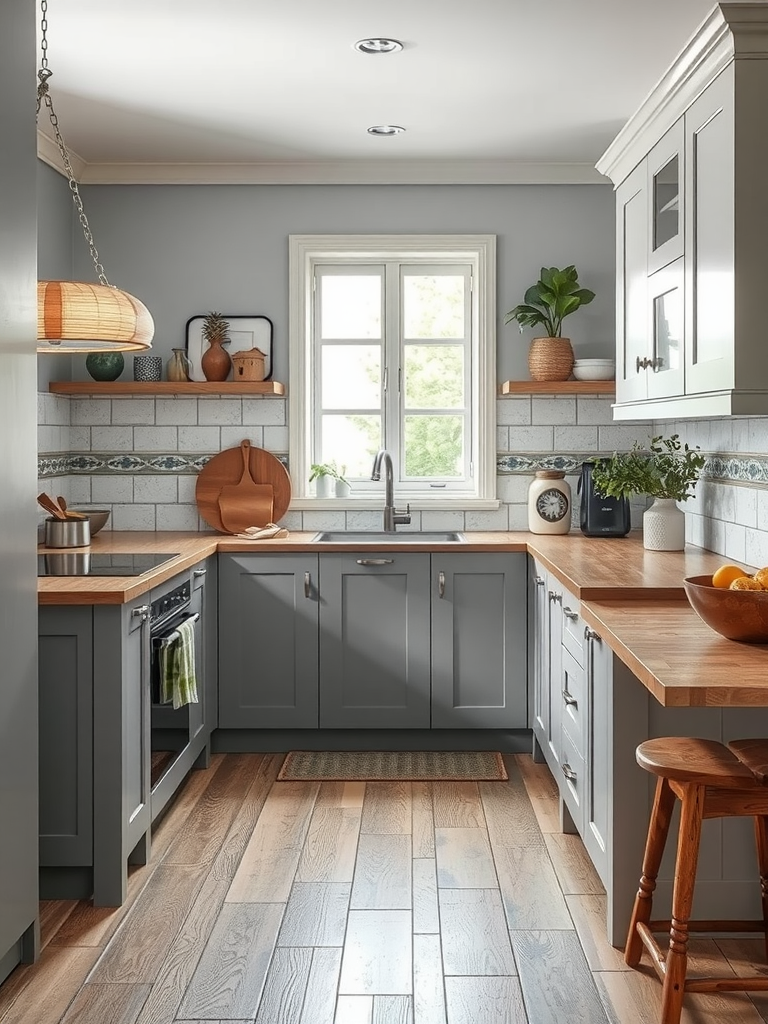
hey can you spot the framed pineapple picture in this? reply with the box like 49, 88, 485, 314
185, 314, 273, 382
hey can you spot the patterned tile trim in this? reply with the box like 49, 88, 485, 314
38, 450, 768, 486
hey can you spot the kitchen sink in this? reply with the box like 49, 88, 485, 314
312, 531, 466, 544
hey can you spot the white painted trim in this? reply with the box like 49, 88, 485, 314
37, 128, 87, 181
39, 153, 606, 186
289, 234, 497, 503
290, 498, 501, 512
612, 389, 768, 421
596, 3, 768, 186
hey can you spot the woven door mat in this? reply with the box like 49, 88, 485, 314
277, 750, 508, 782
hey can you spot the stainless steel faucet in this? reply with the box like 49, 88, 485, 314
371, 449, 411, 532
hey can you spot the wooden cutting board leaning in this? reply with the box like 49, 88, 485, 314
195, 440, 291, 534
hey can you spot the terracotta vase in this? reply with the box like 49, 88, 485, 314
201, 336, 231, 382
528, 337, 574, 382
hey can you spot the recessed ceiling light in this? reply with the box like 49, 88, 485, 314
354, 38, 403, 55
367, 125, 406, 136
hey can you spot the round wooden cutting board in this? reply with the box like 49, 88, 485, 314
195, 441, 292, 533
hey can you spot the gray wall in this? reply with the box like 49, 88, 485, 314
1, 0, 40, 982
68, 183, 616, 382
37, 161, 75, 390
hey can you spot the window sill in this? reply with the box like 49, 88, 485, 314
290, 497, 500, 511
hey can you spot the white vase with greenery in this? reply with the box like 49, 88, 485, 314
590, 434, 705, 551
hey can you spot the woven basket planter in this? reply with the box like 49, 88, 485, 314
528, 337, 574, 381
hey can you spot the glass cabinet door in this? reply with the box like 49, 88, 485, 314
647, 257, 684, 400
647, 121, 684, 275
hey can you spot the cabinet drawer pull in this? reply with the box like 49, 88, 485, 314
548, 590, 562, 603
584, 626, 601, 642
193, 568, 207, 578
562, 688, 578, 707
561, 762, 577, 782
131, 605, 149, 621
534, 576, 545, 587
438, 570, 446, 598
356, 558, 394, 566
563, 607, 579, 620
304, 571, 312, 598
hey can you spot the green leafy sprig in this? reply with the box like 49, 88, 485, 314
504, 265, 595, 339
309, 462, 348, 485
591, 435, 705, 503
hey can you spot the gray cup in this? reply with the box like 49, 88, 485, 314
44, 517, 91, 548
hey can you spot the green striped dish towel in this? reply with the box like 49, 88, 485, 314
160, 618, 198, 710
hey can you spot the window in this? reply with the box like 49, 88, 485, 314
289, 235, 497, 507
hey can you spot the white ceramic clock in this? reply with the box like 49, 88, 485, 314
528, 470, 572, 535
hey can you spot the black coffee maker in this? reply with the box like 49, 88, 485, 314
578, 461, 631, 537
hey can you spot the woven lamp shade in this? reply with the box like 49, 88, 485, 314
37, 281, 154, 354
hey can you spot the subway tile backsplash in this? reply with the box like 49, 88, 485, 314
37, 392, 768, 562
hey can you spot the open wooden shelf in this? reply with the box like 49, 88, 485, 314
48, 381, 286, 396
500, 380, 615, 395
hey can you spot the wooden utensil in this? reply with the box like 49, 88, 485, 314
56, 496, 88, 520
216, 440, 276, 534
195, 440, 291, 534
37, 492, 67, 520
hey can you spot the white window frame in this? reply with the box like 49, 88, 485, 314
289, 234, 497, 509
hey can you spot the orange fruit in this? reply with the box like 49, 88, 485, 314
730, 576, 764, 591
754, 567, 768, 588
712, 564, 750, 589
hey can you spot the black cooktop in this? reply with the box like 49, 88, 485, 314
38, 553, 181, 577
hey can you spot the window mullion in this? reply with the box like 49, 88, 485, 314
384, 262, 402, 485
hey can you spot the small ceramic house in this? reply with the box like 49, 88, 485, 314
231, 347, 267, 381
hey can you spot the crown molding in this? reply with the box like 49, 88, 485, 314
596, 3, 768, 186
36, 147, 607, 186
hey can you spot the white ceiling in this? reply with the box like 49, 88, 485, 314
37, 0, 717, 184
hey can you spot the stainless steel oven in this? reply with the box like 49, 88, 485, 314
149, 577, 206, 817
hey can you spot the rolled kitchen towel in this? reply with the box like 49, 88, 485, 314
234, 523, 289, 540
160, 618, 198, 709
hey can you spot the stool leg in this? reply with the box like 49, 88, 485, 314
754, 815, 768, 963
661, 783, 704, 1024
625, 776, 676, 966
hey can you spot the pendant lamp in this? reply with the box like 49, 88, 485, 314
35, 0, 154, 354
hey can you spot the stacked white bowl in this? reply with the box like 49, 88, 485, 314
572, 358, 615, 381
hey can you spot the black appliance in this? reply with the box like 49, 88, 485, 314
37, 552, 180, 576
578, 461, 631, 537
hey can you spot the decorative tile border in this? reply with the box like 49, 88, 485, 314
38, 450, 768, 487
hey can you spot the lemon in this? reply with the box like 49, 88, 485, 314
712, 564, 750, 589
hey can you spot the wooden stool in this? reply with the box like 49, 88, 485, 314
625, 736, 768, 1024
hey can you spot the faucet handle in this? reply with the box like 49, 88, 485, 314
393, 503, 411, 526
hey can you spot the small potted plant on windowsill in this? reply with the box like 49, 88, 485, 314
505, 265, 595, 382
309, 462, 350, 498
591, 434, 705, 550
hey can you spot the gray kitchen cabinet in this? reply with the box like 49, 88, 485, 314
598, 5, 768, 419
431, 553, 526, 729
37, 560, 215, 906
218, 553, 319, 728
319, 552, 431, 729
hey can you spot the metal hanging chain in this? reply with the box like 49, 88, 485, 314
36, 0, 111, 287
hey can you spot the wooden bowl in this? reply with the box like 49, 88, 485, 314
71, 508, 110, 535
683, 574, 768, 643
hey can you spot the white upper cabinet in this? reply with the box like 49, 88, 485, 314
598, 3, 768, 420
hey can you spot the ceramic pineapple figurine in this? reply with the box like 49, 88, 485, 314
200, 311, 232, 382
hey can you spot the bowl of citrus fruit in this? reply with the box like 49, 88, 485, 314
684, 564, 768, 642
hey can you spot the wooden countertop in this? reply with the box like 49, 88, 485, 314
581, 599, 768, 707
39, 529, 764, 708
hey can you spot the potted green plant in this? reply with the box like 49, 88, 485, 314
309, 462, 350, 498
591, 434, 705, 550
504, 265, 595, 382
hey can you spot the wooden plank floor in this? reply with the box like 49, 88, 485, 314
2, 751, 767, 1023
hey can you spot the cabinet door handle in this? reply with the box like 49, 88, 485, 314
561, 763, 577, 782
131, 605, 149, 621
548, 590, 562, 603
563, 606, 579, 620
438, 570, 446, 598
534, 576, 545, 587
304, 571, 312, 598
193, 568, 207, 578
584, 626, 601, 642
562, 688, 578, 707
356, 558, 394, 566
636, 356, 652, 372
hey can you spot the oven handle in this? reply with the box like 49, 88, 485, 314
152, 611, 199, 648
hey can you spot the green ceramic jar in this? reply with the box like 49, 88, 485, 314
85, 351, 125, 382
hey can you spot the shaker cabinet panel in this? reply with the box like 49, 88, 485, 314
431, 553, 527, 729
218, 554, 319, 728
319, 553, 430, 729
